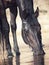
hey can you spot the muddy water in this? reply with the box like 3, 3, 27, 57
0, 0, 49, 65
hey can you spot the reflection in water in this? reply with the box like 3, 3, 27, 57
0, 54, 45, 65
2, 55, 20, 65
1, 58, 13, 65
16, 55, 20, 65
8, 55, 20, 65
33, 55, 45, 65
8, 57, 13, 65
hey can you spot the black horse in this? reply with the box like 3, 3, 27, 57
0, 0, 45, 57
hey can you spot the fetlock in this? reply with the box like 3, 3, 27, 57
7, 49, 14, 58
14, 47, 20, 55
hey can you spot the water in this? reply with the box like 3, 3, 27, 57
0, 44, 49, 65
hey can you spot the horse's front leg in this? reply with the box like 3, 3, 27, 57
10, 6, 20, 55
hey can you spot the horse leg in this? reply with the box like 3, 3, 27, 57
0, 18, 2, 43
9, 6, 20, 55
1, 7, 13, 57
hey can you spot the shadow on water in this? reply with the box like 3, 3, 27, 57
15, 55, 20, 65
33, 54, 45, 65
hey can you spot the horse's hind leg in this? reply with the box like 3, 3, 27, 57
1, 10, 13, 57
10, 6, 20, 55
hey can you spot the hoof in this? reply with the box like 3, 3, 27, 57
16, 52, 20, 56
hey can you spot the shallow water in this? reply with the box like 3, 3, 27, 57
0, 45, 49, 65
